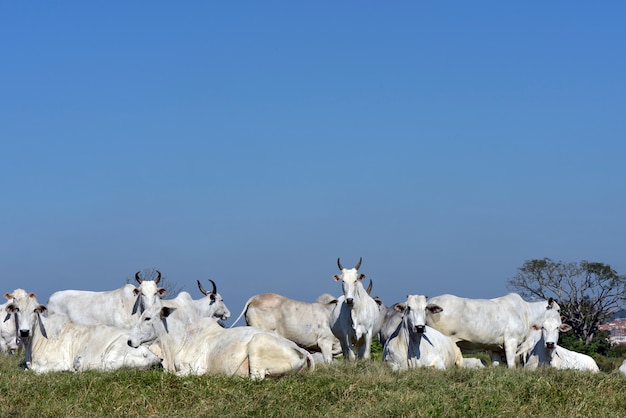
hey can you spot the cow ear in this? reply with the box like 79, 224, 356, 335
531, 324, 541, 331
133, 288, 141, 296
4, 292, 12, 300
6, 304, 17, 314
157, 288, 167, 297
559, 324, 572, 333
333, 274, 342, 282
326, 299, 338, 306
393, 303, 407, 312
160, 307, 175, 318
373, 296, 383, 306
209, 294, 216, 302
29, 292, 37, 299
358, 274, 366, 281
426, 304, 443, 314
35, 305, 47, 315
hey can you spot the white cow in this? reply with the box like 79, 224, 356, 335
328, 257, 380, 360
382, 295, 463, 371
230, 293, 341, 363
3, 289, 47, 365
522, 300, 572, 370
549, 346, 600, 373
618, 359, 626, 376
1, 292, 20, 353
425, 293, 560, 368
378, 299, 403, 348
127, 305, 314, 379
163, 279, 231, 324
28, 312, 162, 373
46, 271, 167, 329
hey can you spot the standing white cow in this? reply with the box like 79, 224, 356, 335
425, 293, 560, 368
328, 257, 380, 361
26, 311, 162, 373
46, 271, 167, 329
163, 279, 231, 324
127, 305, 314, 379
383, 295, 463, 371
229, 293, 341, 363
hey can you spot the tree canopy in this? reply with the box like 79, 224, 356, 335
508, 258, 626, 345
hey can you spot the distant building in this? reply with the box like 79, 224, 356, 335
599, 318, 626, 345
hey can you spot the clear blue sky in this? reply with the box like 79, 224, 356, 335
2, 2, 625, 324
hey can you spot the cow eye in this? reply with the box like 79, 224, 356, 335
144, 317, 151, 321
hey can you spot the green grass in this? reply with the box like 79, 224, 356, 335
2, 354, 626, 417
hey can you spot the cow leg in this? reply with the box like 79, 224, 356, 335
357, 332, 373, 360
504, 340, 518, 368
319, 339, 335, 364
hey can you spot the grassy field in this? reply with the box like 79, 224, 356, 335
1, 353, 626, 417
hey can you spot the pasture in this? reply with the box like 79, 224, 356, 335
2, 353, 625, 417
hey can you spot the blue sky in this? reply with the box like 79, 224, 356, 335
2, 2, 625, 323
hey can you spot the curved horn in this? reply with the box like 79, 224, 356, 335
354, 257, 362, 270
197, 280, 208, 296
337, 258, 344, 271
209, 279, 217, 295
154, 270, 161, 285
366, 279, 372, 295
135, 271, 142, 284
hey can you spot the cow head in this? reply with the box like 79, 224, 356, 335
132, 270, 167, 314
333, 257, 365, 306
128, 305, 176, 348
533, 299, 571, 350
197, 279, 231, 323
394, 295, 431, 334
4, 289, 47, 344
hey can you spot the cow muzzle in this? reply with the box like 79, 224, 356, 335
414, 325, 426, 334
346, 298, 354, 305
545, 342, 555, 349
19, 330, 30, 338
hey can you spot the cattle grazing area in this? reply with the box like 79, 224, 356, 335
1, 355, 625, 417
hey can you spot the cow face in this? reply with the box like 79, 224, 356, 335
5, 290, 46, 340
533, 313, 572, 351
334, 257, 365, 306
197, 279, 231, 323
401, 295, 429, 334
132, 279, 167, 314
128, 306, 174, 348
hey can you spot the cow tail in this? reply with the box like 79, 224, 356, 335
229, 297, 254, 328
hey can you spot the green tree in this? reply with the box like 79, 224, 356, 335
508, 258, 626, 345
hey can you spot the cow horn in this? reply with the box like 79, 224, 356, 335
366, 279, 372, 295
197, 280, 208, 296
337, 258, 344, 271
354, 257, 362, 270
209, 279, 217, 295
154, 270, 161, 285
135, 271, 142, 284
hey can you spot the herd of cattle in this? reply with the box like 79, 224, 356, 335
2, 258, 623, 378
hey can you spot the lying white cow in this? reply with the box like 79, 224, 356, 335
163, 279, 230, 324
383, 295, 463, 371
549, 346, 600, 373
127, 305, 314, 379
3, 289, 47, 365
522, 300, 572, 371
230, 293, 341, 363
329, 257, 380, 361
425, 293, 560, 368
1, 291, 22, 353
46, 271, 166, 329
28, 312, 162, 373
